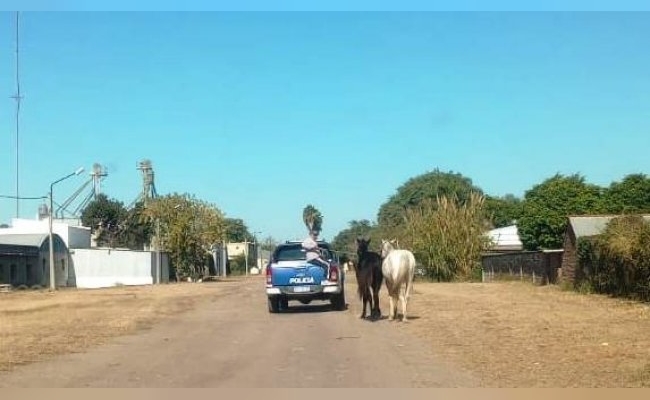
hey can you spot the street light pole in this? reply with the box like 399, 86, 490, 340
156, 218, 161, 284
222, 239, 227, 277
49, 167, 84, 291
244, 239, 249, 276
252, 231, 262, 271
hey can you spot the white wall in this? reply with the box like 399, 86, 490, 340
227, 242, 251, 259
69, 248, 168, 289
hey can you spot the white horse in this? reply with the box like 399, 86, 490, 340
380, 239, 416, 322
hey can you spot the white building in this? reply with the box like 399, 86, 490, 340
0, 217, 91, 249
226, 241, 254, 260
486, 224, 523, 252
0, 217, 168, 289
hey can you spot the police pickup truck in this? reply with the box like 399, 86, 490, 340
265, 240, 345, 313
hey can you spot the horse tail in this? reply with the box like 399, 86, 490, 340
405, 272, 413, 302
406, 252, 416, 301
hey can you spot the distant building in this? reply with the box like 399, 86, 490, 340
226, 242, 254, 260
560, 214, 650, 286
0, 217, 168, 289
485, 224, 523, 252
0, 217, 91, 249
481, 224, 564, 285
0, 217, 89, 288
0, 233, 69, 288
225, 242, 269, 274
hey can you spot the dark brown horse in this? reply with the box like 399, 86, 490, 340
355, 237, 383, 320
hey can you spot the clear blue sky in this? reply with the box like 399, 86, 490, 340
1, 8, 650, 241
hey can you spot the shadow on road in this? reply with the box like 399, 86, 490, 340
353, 313, 422, 322
276, 302, 350, 314
277, 302, 421, 322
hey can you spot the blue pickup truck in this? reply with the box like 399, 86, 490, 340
265, 240, 346, 313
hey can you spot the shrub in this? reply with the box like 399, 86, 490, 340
577, 215, 650, 301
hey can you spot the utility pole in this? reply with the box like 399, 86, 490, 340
11, 12, 22, 218
252, 231, 262, 271
156, 218, 161, 284
222, 240, 227, 277
244, 239, 249, 276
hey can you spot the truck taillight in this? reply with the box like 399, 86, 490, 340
266, 265, 272, 285
329, 266, 339, 282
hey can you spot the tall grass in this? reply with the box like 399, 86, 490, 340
402, 192, 492, 282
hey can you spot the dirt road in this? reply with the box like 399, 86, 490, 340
0, 276, 478, 387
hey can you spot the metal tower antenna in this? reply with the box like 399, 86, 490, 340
55, 163, 109, 219
10, 12, 23, 217
126, 160, 158, 210
129, 159, 158, 209
91, 163, 108, 196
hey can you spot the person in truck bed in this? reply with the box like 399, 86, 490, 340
301, 230, 330, 279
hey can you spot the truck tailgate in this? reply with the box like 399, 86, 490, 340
271, 261, 327, 286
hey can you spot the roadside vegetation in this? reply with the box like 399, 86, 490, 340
332, 169, 650, 289
79, 161, 650, 293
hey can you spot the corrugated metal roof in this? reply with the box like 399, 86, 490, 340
569, 215, 650, 238
0, 233, 49, 248
487, 225, 523, 250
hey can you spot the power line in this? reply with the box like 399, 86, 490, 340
0, 194, 47, 200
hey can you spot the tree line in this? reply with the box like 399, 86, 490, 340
80, 168, 650, 283
332, 169, 650, 282
80, 192, 274, 280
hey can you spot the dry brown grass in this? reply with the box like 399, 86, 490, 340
399, 280, 650, 387
0, 281, 237, 372
5, 276, 650, 387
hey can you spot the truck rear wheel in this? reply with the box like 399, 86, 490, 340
331, 290, 346, 311
268, 296, 280, 313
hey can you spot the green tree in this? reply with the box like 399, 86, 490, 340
302, 204, 323, 234
602, 173, 650, 214
116, 201, 154, 250
224, 218, 253, 242
145, 193, 226, 280
377, 168, 484, 233
518, 173, 604, 250
484, 194, 524, 228
331, 219, 379, 261
80, 194, 128, 247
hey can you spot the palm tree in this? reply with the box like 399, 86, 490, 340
302, 204, 323, 235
